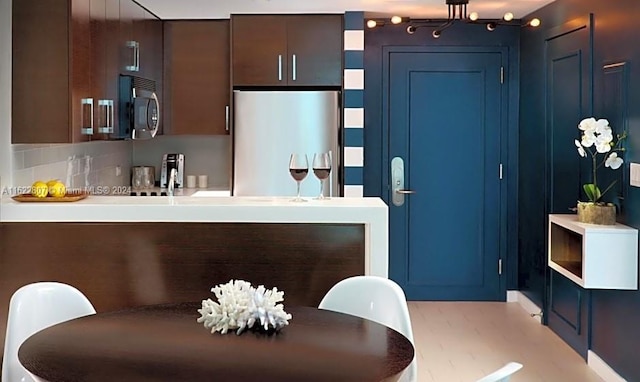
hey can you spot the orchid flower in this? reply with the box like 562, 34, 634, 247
605, 152, 623, 170
575, 117, 626, 203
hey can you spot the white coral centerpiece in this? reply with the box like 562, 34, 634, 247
197, 279, 292, 335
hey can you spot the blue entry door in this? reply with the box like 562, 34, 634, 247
387, 50, 505, 300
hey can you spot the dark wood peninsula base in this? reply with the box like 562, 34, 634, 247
0, 222, 365, 354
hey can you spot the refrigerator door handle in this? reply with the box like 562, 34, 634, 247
278, 55, 283, 81
292, 54, 297, 81
225, 105, 230, 132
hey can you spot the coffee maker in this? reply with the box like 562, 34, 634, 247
160, 153, 185, 188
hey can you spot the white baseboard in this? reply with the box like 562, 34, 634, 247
588, 351, 627, 382
507, 290, 543, 324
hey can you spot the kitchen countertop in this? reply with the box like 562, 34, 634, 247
0, 195, 386, 223
0, 195, 389, 276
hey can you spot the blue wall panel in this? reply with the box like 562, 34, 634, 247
521, 0, 640, 378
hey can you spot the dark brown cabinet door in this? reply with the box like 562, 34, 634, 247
105, 0, 121, 136
119, 0, 144, 74
286, 15, 342, 87
231, 15, 288, 86
231, 14, 342, 87
12, 0, 92, 143
142, 11, 164, 134
138, 10, 162, 82
90, 0, 106, 110
164, 20, 230, 135
92, 0, 134, 141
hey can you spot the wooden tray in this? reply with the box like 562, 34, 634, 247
11, 191, 89, 202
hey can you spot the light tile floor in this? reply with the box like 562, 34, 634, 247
408, 301, 605, 382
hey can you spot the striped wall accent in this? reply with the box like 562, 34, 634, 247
343, 11, 364, 198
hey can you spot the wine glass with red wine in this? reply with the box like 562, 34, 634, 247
289, 153, 309, 202
312, 152, 332, 200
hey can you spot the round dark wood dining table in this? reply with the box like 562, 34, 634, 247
18, 302, 414, 382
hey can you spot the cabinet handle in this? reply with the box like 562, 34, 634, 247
292, 54, 297, 81
110, 99, 115, 134
98, 99, 114, 134
225, 105, 230, 132
278, 55, 283, 81
125, 40, 139, 72
81, 98, 94, 135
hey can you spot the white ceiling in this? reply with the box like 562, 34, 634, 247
137, 0, 555, 20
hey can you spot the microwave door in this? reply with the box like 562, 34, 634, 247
132, 90, 159, 139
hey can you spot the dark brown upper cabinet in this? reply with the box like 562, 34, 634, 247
90, 0, 120, 140
119, 0, 144, 75
163, 20, 230, 135
12, 0, 93, 143
231, 15, 343, 87
12, 0, 162, 143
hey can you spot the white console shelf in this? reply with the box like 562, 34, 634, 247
548, 214, 638, 290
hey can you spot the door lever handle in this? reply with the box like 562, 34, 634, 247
391, 157, 413, 206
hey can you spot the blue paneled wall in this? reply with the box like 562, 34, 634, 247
520, 0, 640, 379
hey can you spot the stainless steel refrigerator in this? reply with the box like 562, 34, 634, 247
232, 90, 341, 197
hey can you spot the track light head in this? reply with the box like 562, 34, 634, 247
486, 22, 497, 31
432, 30, 442, 39
406, 25, 417, 34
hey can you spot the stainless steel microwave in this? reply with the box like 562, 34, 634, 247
116, 75, 160, 140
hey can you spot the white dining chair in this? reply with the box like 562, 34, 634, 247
2, 282, 96, 382
475, 362, 523, 382
318, 275, 417, 382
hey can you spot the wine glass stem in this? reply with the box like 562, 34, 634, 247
297, 181, 301, 200
319, 181, 324, 198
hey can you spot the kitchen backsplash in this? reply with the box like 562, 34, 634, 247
9, 135, 231, 192
11, 141, 132, 190
132, 135, 231, 189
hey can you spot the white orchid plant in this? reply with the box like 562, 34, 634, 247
574, 117, 626, 203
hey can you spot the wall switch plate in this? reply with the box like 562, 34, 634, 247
630, 163, 640, 187
115, 165, 122, 177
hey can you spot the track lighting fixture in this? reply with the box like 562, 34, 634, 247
366, 0, 541, 37
391, 16, 410, 24
528, 18, 541, 27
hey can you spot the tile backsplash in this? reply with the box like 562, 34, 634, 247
11, 140, 132, 190
132, 135, 231, 188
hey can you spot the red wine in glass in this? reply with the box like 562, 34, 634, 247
289, 153, 309, 202
312, 152, 332, 199
290, 168, 309, 181
312, 168, 331, 180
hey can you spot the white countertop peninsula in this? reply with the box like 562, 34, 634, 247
0, 196, 389, 277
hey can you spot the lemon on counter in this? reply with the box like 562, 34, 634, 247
31, 181, 49, 198
49, 181, 66, 198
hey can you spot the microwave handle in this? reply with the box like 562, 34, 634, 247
149, 91, 160, 138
